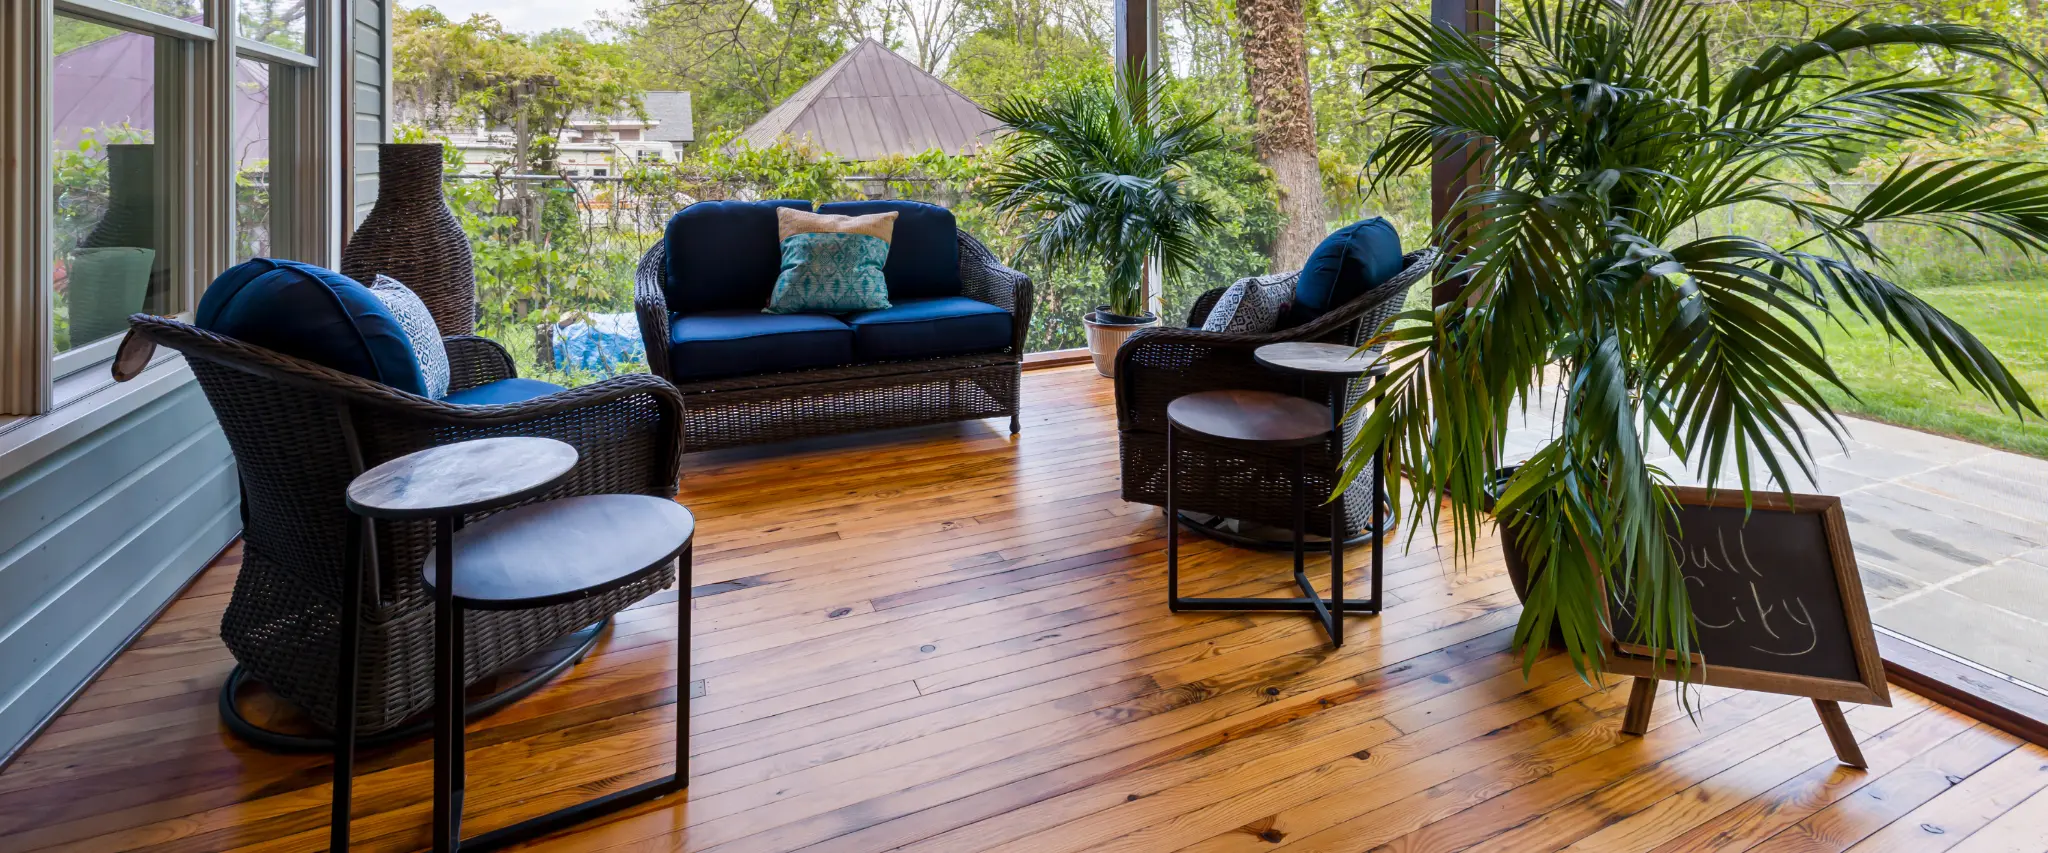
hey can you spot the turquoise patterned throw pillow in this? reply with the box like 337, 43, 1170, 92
765, 208, 897, 314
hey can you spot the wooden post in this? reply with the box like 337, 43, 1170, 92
1814, 700, 1868, 768
1621, 677, 1657, 736
1428, 0, 1495, 307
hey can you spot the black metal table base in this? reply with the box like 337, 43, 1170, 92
1165, 426, 1387, 649
1174, 505, 1398, 551
330, 516, 693, 852
217, 620, 606, 753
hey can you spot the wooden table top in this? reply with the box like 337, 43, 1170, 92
346, 436, 579, 520
1167, 390, 1332, 447
422, 494, 696, 610
1253, 341, 1384, 377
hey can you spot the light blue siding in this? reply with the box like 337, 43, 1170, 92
0, 382, 239, 761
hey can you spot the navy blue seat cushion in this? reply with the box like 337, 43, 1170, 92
664, 199, 813, 314
845, 297, 1011, 363
195, 258, 427, 396
817, 201, 960, 300
668, 311, 854, 381
442, 377, 565, 406
1286, 217, 1404, 327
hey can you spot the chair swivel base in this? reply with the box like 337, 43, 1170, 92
219, 619, 607, 753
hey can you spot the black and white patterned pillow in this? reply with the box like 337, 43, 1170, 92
1200, 277, 1289, 334
369, 274, 451, 399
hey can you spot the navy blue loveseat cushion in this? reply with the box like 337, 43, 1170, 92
196, 257, 428, 396
1287, 217, 1403, 327
817, 200, 960, 300
443, 377, 566, 406
846, 297, 1011, 362
664, 199, 813, 313
669, 311, 854, 381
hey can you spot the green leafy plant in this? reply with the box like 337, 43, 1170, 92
1344, 0, 2047, 683
979, 63, 1226, 319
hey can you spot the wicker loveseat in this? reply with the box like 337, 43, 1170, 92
634, 199, 1033, 451
123, 260, 686, 741
1116, 240, 1437, 541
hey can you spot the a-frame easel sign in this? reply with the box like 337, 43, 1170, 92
1603, 487, 1891, 767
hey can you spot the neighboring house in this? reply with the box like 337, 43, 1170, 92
410, 90, 695, 177
737, 39, 997, 161
53, 28, 270, 163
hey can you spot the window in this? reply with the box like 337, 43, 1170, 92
2, 0, 333, 416
51, 16, 183, 358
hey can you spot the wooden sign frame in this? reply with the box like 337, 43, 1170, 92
1600, 487, 1891, 766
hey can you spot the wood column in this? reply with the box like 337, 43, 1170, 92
1429, 0, 1493, 306
1114, 0, 1159, 75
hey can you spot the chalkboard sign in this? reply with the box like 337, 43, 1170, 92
1603, 487, 1891, 766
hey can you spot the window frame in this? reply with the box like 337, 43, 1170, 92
2, 0, 337, 423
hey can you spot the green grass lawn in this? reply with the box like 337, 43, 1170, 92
1812, 279, 2048, 459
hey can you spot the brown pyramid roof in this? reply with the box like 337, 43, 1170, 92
736, 40, 997, 160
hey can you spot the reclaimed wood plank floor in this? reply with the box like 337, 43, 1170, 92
1, 365, 2042, 853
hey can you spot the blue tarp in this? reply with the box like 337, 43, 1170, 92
552, 312, 645, 374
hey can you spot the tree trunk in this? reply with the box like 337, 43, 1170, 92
1236, 0, 1325, 271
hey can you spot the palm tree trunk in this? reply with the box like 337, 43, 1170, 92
1236, 0, 1325, 270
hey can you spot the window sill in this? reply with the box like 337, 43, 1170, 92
0, 350, 193, 482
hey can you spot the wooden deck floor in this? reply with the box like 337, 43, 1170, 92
3, 365, 2044, 853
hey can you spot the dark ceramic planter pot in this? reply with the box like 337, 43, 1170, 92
1484, 464, 1569, 648
1481, 465, 1534, 602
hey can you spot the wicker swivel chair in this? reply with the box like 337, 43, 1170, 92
126, 314, 687, 742
1115, 249, 1437, 542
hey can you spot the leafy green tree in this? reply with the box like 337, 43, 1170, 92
393, 5, 643, 174
610, 0, 860, 134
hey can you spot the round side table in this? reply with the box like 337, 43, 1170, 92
1166, 389, 1369, 647
340, 437, 695, 853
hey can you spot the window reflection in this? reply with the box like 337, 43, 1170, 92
52, 16, 178, 354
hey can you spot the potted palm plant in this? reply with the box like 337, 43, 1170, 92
981, 64, 1224, 377
1343, 0, 2045, 679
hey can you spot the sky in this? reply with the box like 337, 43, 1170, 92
403, 0, 634, 35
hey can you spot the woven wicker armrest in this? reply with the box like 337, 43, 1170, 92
1114, 250, 1436, 432
633, 239, 674, 382
128, 315, 689, 499
442, 335, 517, 391
361, 374, 689, 500
1185, 286, 1230, 328
958, 230, 1034, 356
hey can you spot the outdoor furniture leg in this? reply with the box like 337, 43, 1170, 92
1331, 440, 1345, 647
1166, 425, 1180, 611
434, 516, 463, 852
330, 519, 362, 853
1622, 677, 1657, 736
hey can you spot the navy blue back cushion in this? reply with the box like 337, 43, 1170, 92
664, 199, 813, 313
1288, 217, 1404, 327
196, 258, 427, 396
817, 200, 960, 299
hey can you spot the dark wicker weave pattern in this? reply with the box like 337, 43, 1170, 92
1115, 250, 1438, 533
634, 229, 1034, 451
129, 315, 687, 734
340, 144, 478, 337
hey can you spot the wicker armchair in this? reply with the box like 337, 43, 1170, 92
1115, 249, 1437, 538
126, 314, 687, 739
634, 230, 1034, 451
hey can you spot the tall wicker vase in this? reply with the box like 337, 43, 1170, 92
341, 143, 475, 336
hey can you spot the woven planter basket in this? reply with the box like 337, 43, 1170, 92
341, 143, 476, 336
